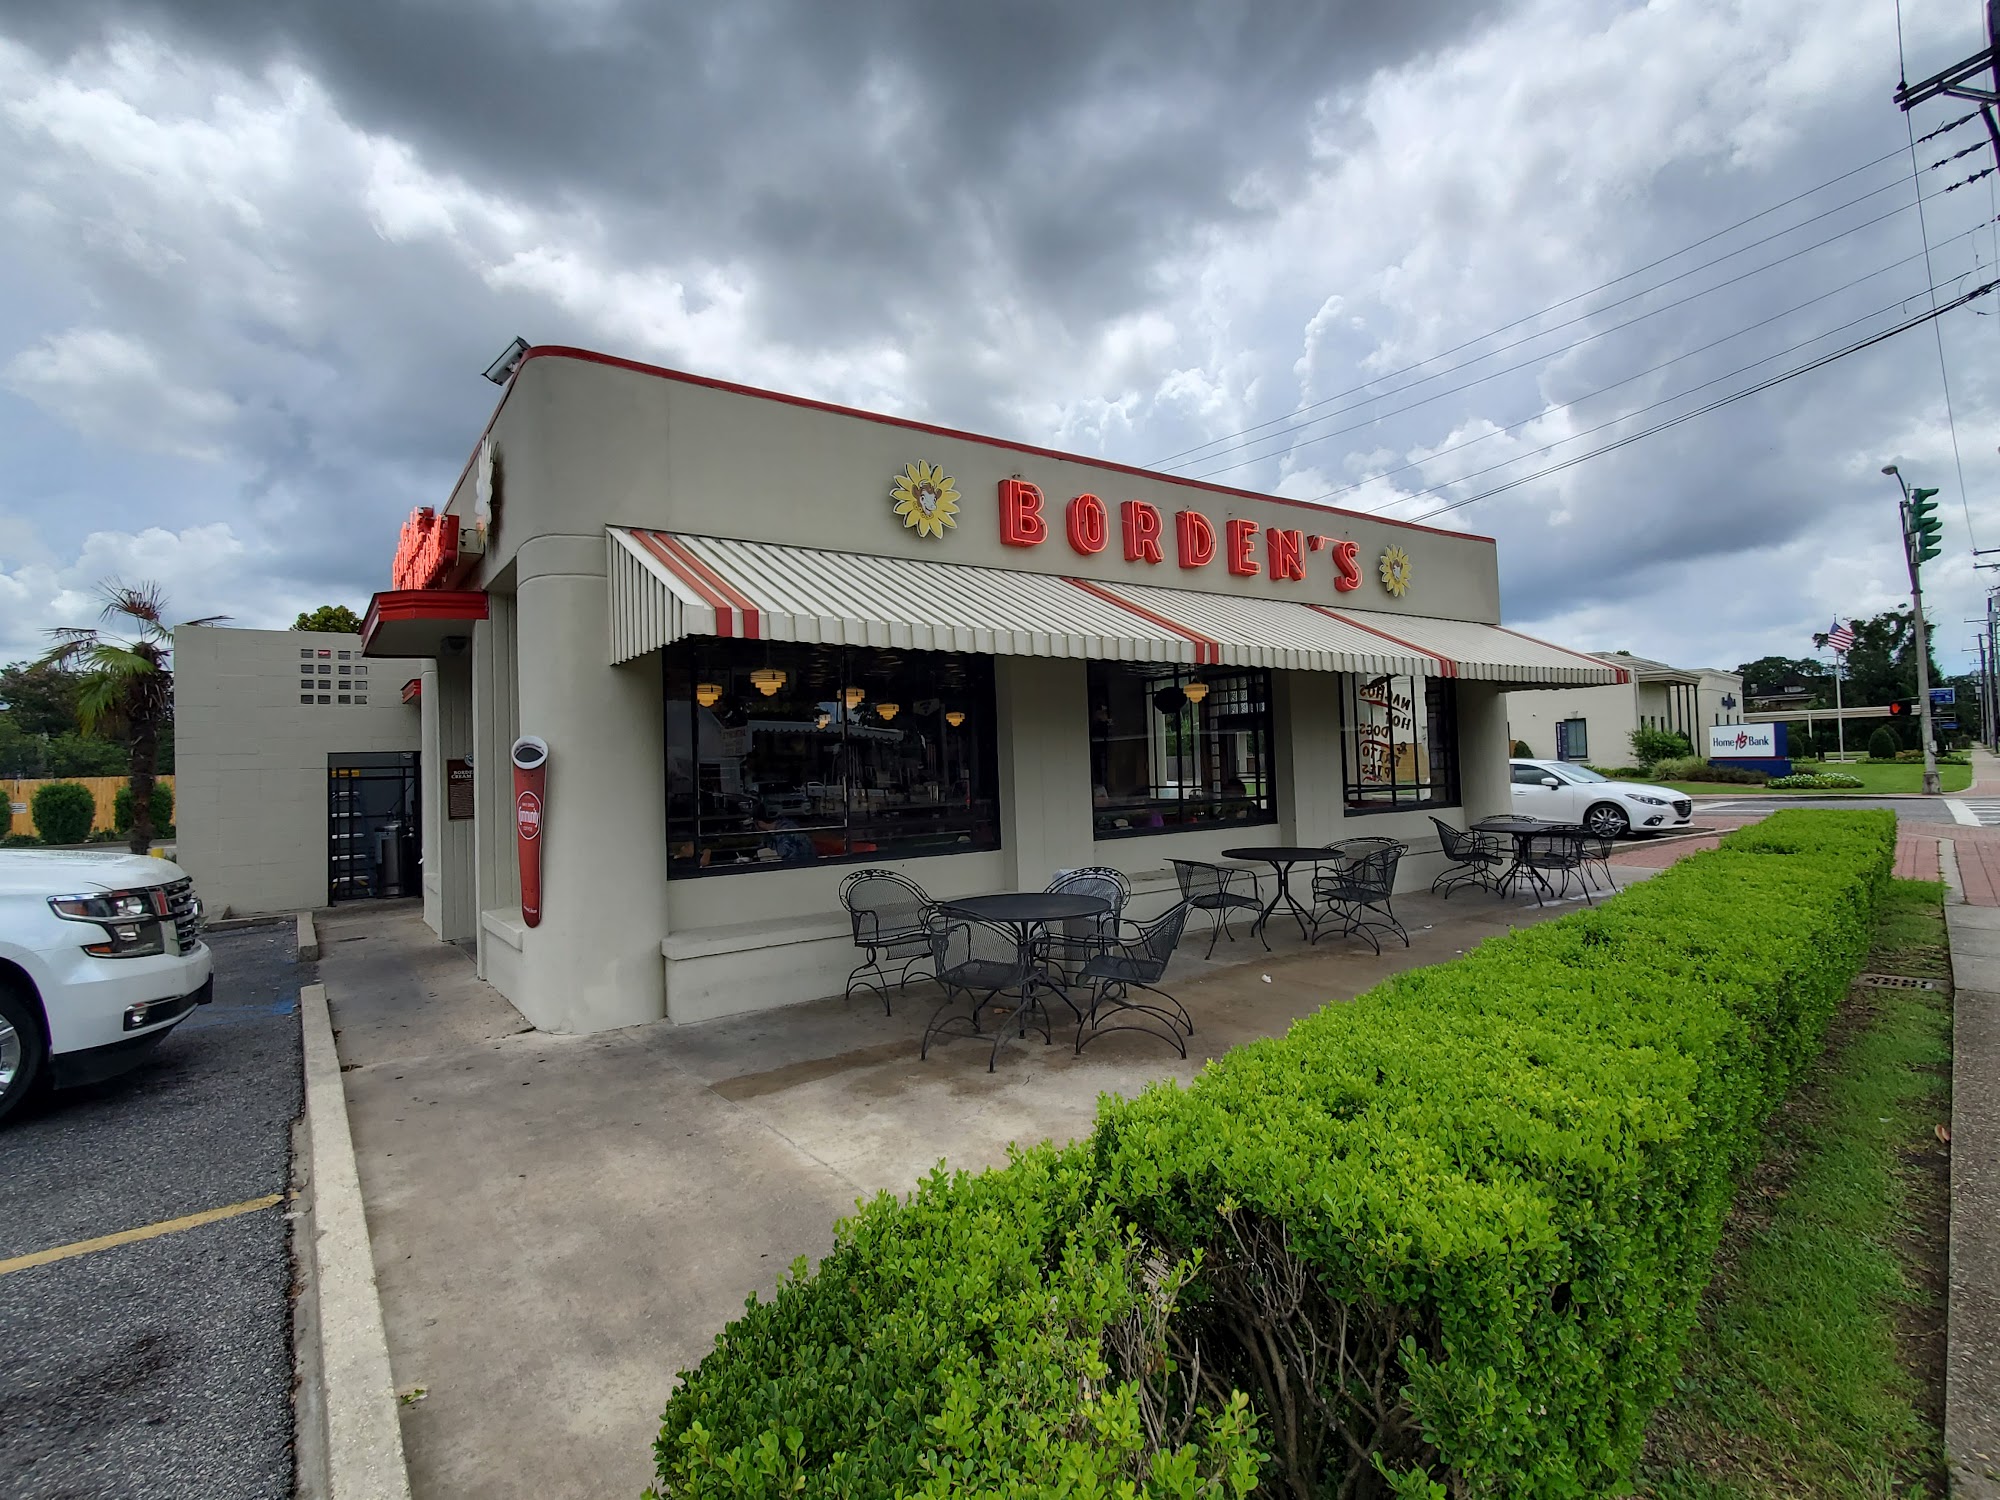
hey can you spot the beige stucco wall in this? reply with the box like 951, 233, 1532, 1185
1505, 681, 1637, 765
381, 350, 1562, 1032
440, 351, 1505, 625
175, 626, 422, 916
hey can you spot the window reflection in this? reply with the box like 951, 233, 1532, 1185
1339, 674, 1459, 811
1088, 662, 1276, 837
664, 641, 999, 875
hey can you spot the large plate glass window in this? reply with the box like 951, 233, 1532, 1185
1340, 674, 1459, 812
1555, 716, 1589, 762
663, 641, 999, 876
1087, 662, 1276, 837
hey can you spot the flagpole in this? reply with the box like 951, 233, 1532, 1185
1834, 651, 1845, 760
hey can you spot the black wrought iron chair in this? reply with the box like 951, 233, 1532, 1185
1310, 841, 1408, 954
1578, 831, 1618, 893
1076, 902, 1194, 1057
1037, 866, 1131, 978
838, 868, 935, 1014
1429, 817, 1503, 898
1170, 858, 1265, 958
921, 916, 1043, 1072
1521, 828, 1591, 906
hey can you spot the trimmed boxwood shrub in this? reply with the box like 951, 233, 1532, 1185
31, 781, 97, 845
652, 811, 1894, 1498
112, 781, 173, 835
1867, 726, 1898, 760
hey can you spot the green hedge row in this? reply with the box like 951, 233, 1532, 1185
651, 811, 1895, 1498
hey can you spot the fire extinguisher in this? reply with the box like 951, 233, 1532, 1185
511, 735, 549, 927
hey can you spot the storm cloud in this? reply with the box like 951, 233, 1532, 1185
0, 0, 1994, 675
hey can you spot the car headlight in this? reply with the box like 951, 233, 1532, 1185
1629, 794, 1670, 806
49, 888, 170, 958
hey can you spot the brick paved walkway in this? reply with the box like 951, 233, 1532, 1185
1606, 817, 1975, 896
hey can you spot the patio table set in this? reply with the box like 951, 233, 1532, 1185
1437, 816, 1618, 904
837, 836, 1427, 1073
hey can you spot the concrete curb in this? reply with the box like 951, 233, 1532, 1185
298, 911, 321, 962
1939, 844, 2000, 1496
296, 981, 412, 1500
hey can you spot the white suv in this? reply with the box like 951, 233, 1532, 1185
0, 849, 213, 1124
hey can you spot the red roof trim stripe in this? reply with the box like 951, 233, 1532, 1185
514, 347, 1494, 544
630, 529, 739, 637
1305, 604, 1455, 677
1066, 578, 1221, 665
1489, 624, 1631, 683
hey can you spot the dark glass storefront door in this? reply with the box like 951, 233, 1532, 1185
328, 752, 421, 902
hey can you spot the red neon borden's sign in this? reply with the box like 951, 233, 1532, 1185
997, 479, 1364, 590
392, 508, 460, 590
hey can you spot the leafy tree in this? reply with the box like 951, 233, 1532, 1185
1735, 655, 1831, 706
292, 604, 364, 635
0, 660, 83, 737
42, 581, 226, 854
44, 732, 128, 777
1867, 725, 1898, 761
31, 781, 96, 845
1833, 608, 1942, 708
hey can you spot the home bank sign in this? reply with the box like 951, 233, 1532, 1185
889, 461, 1414, 600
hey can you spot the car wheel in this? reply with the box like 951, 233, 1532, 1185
1584, 802, 1631, 839
0, 981, 46, 1125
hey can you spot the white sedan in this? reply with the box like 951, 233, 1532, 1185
1508, 759, 1694, 839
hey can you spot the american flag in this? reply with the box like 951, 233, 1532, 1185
1825, 619, 1855, 653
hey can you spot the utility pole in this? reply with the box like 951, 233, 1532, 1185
1893, 0, 2000, 158
1885, 465, 1944, 794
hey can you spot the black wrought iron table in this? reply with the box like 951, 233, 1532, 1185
1220, 846, 1342, 942
937, 890, 1113, 1030
1470, 817, 1585, 899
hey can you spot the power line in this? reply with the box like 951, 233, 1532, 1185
1905, 105, 1982, 551
1362, 288, 1952, 518
1185, 172, 1982, 483
1150, 127, 1979, 471
1338, 221, 1995, 514
1397, 278, 1998, 525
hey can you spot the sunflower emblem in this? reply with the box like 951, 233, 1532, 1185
890, 461, 960, 539
1378, 545, 1413, 598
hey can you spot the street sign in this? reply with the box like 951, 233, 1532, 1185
1931, 686, 1956, 705
1937, 718, 1958, 730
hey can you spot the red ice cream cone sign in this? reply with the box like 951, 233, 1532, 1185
512, 735, 549, 927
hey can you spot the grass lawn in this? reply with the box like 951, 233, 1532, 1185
1655, 760, 1973, 797
1639, 879, 1953, 1497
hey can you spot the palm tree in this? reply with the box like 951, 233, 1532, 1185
42, 581, 227, 854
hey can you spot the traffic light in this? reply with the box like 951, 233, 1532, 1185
1887, 699, 1911, 717
1905, 485, 1943, 566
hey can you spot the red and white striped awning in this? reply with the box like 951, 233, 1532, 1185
606, 529, 1623, 686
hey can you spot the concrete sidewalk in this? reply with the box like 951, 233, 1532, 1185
1946, 881, 2000, 1495
320, 873, 1647, 1499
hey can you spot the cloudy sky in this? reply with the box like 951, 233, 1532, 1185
2, 0, 1998, 676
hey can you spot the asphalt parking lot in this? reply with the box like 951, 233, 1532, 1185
0, 922, 307, 1500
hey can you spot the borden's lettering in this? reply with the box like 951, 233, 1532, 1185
1120, 501, 1164, 564
1225, 518, 1259, 577
1266, 527, 1305, 582
1332, 539, 1363, 592
998, 479, 1048, 546
1066, 493, 1108, 554
1176, 510, 1215, 568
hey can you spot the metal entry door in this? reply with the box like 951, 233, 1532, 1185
328, 752, 421, 902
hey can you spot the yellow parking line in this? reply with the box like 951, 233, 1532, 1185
0, 1193, 286, 1277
